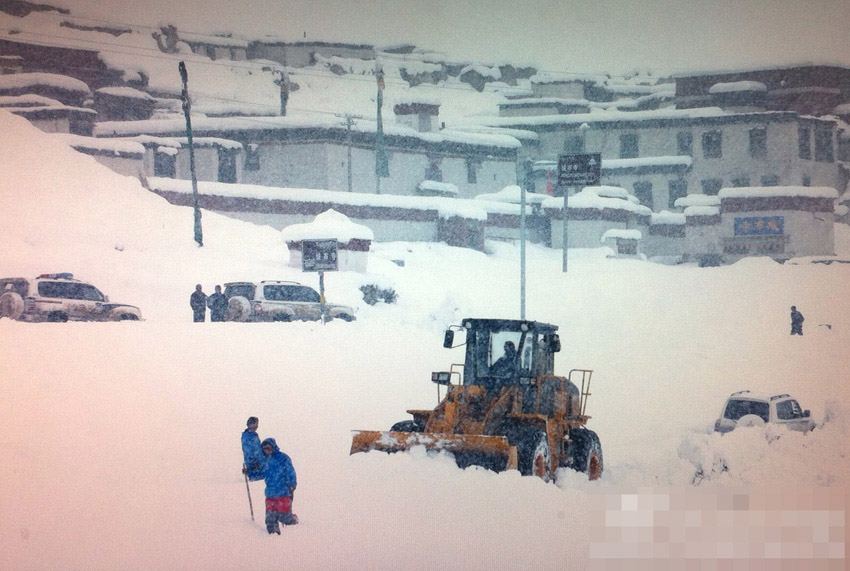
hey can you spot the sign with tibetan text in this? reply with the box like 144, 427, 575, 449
301, 239, 338, 272
557, 153, 601, 187
734, 216, 784, 236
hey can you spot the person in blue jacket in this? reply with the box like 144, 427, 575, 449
261, 437, 298, 534
241, 417, 264, 481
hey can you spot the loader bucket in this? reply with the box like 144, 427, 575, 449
350, 430, 518, 472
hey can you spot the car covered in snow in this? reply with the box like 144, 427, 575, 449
0, 273, 142, 322
714, 390, 815, 434
223, 281, 355, 323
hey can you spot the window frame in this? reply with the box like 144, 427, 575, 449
702, 130, 722, 159
677, 131, 693, 156
619, 133, 639, 159
748, 127, 767, 159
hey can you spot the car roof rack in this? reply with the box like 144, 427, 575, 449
730, 390, 751, 396
770, 393, 791, 401
37, 273, 75, 280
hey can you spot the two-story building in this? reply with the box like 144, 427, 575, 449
467, 107, 841, 213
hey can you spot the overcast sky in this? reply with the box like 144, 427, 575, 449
54, 0, 850, 76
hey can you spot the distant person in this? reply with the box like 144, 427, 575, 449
190, 284, 207, 322
241, 417, 264, 481
207, 285, 228, 322
261, 438, 298, 534
491, 340, 519, 377
790, 306, 805, 336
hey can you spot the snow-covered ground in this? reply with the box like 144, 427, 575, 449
1, 110, 849, 569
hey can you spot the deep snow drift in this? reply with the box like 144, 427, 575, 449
1, 111, 848, 570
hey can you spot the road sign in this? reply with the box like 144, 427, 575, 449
557, 153, 601, 187
301, 239, 338, 272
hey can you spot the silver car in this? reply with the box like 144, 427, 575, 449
714, 390, 815, 434
223, 281, 355, 323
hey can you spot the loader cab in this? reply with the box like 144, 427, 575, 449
448, 319, 560, 388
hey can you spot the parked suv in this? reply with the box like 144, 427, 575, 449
223, 281, 355, 323
0, 273, 142, 322
714, 390, 815, 434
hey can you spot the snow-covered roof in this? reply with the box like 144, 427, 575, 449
472, 107, 814, 130
672, 62, 850, 78
0, 94, 63, 108
499, 97, 590, 107
389, 94, 441, 107
708, 81, 767, 94
474, 185, 548, 205
719, 186, 839, 199
675, 194, 721, 208
651, 211, 686, 225
52, 133, 145, 156
95, 86, 155, 101
542, 187, 651, 216
418, 180, 458, 194
120, 134, 243, 150
95, 116, 521, 150
451, 125, 539, 142
281, 209, 375, 243
0, 72, 91, 94
146, 178, 521, 221
177, 32, 249, 48
460, 65, 501, 80
603, 156, 692, 170
834, 103, 850, 115
601, 228, 642, 241
529, 72, 605, 84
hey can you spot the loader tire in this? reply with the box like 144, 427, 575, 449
568, 428, 603, 481
507, 425, 551, 481
390, 420, 424, 432
0, 292, 24, 320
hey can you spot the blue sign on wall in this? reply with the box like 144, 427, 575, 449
734, 216, 784, 236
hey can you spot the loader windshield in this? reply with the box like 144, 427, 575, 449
467, 329, 535, 385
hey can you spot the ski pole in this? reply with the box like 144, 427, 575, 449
243, 464, 255, 522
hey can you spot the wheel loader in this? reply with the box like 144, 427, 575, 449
350, 318, 603, 481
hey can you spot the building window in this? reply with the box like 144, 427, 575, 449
668, 180, 688, 209
154, 151, 176, 178
731, 176, 750, 187
802, 174, 811, 187
633, 181, 653, 209
425, 157, 442, 182
564, 135, 585, 154
760, 175, 779, 186
701, 178, 723, 196
749, 127, 767, 159
244, 144, 260, 171
677, 132, 693, 156
702, 131, 722, 159
814, 128, 834, 162
218, 150, 237, 183
620, 133, 638, 159
466, 158, 480, 184
798, 126, 811, 160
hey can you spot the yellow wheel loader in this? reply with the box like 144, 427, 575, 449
351, 318, 602, 481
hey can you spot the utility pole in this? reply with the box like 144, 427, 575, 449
178, 61, 203, 247
345, 114, 353, 192
375, 60, 387, 195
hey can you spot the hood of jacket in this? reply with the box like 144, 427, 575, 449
261, 437, 280, 454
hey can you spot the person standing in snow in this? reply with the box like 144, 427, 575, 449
790, 306, 805, 336
207, 285, 228, 322
241, 417, 264, 481
190, 284, 207, 322
261, 437, 298, 534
